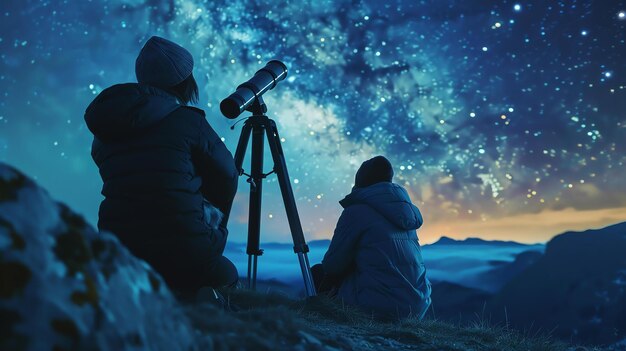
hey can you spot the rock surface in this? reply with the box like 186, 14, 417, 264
0, 163, 198, 351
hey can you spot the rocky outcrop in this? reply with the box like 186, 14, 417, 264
0, 163, 199, 350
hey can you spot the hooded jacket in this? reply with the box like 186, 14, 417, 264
322, 182, 431, 320
84, 83, 238, 255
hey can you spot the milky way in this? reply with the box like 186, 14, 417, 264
1, 0, 625, 243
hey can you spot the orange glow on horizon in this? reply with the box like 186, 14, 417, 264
417, 206, 626, 244
231, 190, 626, 246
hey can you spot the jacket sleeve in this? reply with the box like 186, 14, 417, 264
191, 114, 239, 225
322, 206, 362, 278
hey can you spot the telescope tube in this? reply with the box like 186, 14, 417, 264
220, 60, 288, 119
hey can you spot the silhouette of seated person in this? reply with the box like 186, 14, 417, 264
84, 36, 239, 298
312, 156, 432, 320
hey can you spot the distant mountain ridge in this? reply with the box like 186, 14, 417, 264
231, 237, 535, 248
429, 236, 539, 247
428, 221, 626, 346
489, 221, 626, 345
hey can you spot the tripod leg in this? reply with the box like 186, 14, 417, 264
264, 120, 317, 297
247, 254, 260, 291
233, 122, 252, 175
247, 123, 265, 290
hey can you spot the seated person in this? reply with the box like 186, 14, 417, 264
84, 36, 239, 298
312, 156, 431, 320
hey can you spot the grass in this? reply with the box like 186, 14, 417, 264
181, 288, 590, 351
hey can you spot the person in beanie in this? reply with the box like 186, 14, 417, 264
312, 156, 432, 320
84, 36, 239, 297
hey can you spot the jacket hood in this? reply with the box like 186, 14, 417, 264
339, 182, 423, 230
84, 83, 180, 141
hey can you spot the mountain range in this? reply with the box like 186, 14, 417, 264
488, 222, 626, 345
232, 236, 535, 248
430, 222, 626, 346
427, 236, 538, 247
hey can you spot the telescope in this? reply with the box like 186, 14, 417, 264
219, 61, 316, 297
220, 60, 288, 119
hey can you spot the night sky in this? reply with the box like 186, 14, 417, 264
1, 0, 625, 244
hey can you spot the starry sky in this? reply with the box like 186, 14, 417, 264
1, 0, 625, 244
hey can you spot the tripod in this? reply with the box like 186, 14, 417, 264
232, 96, 316, 297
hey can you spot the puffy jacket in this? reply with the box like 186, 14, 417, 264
84, 83, 238, 254
322, 182, 432, 320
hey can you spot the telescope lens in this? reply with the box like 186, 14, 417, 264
220, 60, 288, 119
220, 92, 250, 119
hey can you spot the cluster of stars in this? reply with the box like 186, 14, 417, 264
0, 0, 624, 241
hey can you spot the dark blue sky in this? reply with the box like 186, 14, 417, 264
1, 0, 625, 243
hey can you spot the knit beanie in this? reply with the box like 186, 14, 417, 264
135, 36, 194, 89
354, 156, 394, 188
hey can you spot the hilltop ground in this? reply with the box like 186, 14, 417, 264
182, 287, 589, 351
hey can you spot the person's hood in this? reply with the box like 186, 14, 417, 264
84, 83, 180, 141
339, 182, 423, 230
